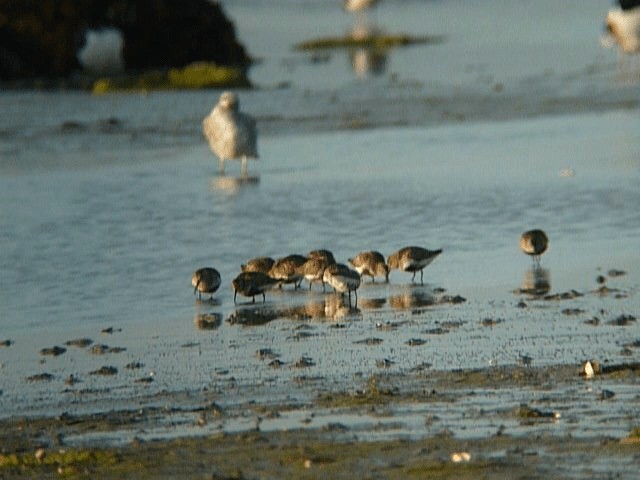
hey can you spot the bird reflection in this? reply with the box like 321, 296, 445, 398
357, 297, 386, 309
226, 306, 281, 326
194, 312, 222, 330
519, 267, 551, 297
324, 294, 361, 320
389, 286, 436, 310
209, 174, 259, 194
347, 24, 388, 78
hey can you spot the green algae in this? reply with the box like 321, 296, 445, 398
295, 33, 444, 51
0, 449, 119, 477
92, 62, 249, 94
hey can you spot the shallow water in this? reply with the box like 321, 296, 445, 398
0, 0, 639, 443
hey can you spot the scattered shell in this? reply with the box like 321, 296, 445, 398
451, 451, 471, 463
40, 346, 66, 356
405, 338, 427, 346
481, 317, 504, 327
256, 348, 279, 360
607, 314, 636, 326
376, 358, 395, 368
89, 366, 118, 376
294, 356, 315, 368
0, 339, 13, 347
516, 404, 561, 420
607, 269, 626, 277
581, 360, 601, 378
64, 338, 93, 348
34, 448, 45, 462
354, 337, 384, 345
27, 373, 54, 382
600, 389, 615, 400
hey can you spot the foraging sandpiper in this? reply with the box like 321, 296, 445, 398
241, 256, 275, 275
519, 229, 548, 264
387, 246, 442, 284
269, 254, 307, 289
348, 250, 389, 283
323, 263, 361, 306
232, 271, 277, 304
191, 267, 221, 300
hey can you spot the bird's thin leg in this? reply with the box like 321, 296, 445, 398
241, 156, 248, 177
261, 292, 266, 303
219, 158, 225, 174
411, 271, 416, 283
233, 290, 238, 304
354, 289, 358, 308
420, 269, 424, 285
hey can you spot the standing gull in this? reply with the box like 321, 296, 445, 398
604, 0, 640, 54
387, 246, 442, 285
191, 267, 221, 300
203, 91, 258, 175
519, 229, 548, 265
344, 0, 379, 13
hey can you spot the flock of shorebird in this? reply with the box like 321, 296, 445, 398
198, 0, 581, 308
193, 246, 443, 307
192, 229, 548, 307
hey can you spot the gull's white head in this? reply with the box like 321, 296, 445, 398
218, 91, 239, 111
605, 8, 640, 53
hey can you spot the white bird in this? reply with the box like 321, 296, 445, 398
605, 0, 640, 54
344, 0, 379, 13
203, 91, 258, 175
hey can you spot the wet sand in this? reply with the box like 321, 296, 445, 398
1, 362, 639, 478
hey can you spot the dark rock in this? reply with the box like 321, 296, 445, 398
0, 0, 249, 81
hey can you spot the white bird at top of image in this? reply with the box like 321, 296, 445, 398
202, 91, 258, 176
603, 0, 640, 54
343, 0, 379, 13
77, 27, 125, 75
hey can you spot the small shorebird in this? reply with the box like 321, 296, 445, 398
299, 253, 336, 291
269, 254, 307, 289
348, 251, 389, 283
191, 267, 221, 300
232, 271, 277, 304
387, 246, 442, 285
519, 229, 548, 264
241, 256, 275, 275
604, 0, 640, 54
323, 263, 361, 306
307, 249, 336, 265
202, 91, 258, 175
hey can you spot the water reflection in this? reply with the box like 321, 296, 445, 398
209, 174, 259, 194
518, 267, 551, 297
323, 294, 361, 320
194, 312, 222, 330
357, 297, 386, 309
347, 24, 388, 78
389, 286, 436, 310
222, 285, 464, 327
